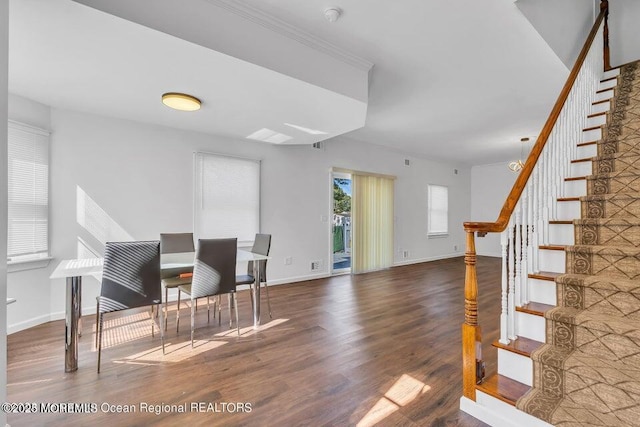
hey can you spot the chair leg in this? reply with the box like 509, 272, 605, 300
207, 297, 210, 324
263, 281, 273, 319
218, 295, 222, 326
95, 298, 100, 349
234, 293, 239, 336
228, 293, 232, 329
190, 301, 195, 348
159, 302, 165, 355
164, 287, 169, 331
176, 289, 181, 333
97, 312, 104, 373
150, 305, 155, 338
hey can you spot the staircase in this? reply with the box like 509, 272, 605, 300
515, 61, 640, 426
457, 3, 640, 426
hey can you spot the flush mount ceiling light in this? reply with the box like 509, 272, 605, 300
161, 92, 201, 111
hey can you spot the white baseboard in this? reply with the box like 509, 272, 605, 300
476, 252, 501, 258
7, 313, 54, 335
461, 394, 553, 427
460, 396, 519, 427
393, 252, 463, 267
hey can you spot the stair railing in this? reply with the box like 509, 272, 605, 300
461, 1, 610, 401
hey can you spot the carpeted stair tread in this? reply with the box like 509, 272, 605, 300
531, 343, 640, 387
565, 244, 640, 279
565, 244, 640, 255
587, 171, 640, 195
580, 192, 640, 201
529, 344, 640, 416
517, 388, 639, 426
572, 218, 640, 225
573, 218, 640, 246
557, 273, 640, 295
545, 306, 640, 337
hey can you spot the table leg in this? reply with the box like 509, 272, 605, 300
65, 276, 81, 372
252, 262, 261, 329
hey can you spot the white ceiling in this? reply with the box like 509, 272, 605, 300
236, 0, 571, 164
8, 0, 367, 146
9, 0, 577, 164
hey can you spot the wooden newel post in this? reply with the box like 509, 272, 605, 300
462, 230, 483, 400
601, 0, 611, 70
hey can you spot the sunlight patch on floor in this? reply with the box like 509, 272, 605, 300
356, 374, 431, 427
94, 311, 160, 350
213, 318, 290, 338
114, 340, 228, 365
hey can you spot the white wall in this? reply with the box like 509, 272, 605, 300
0, 0, 9, 422
7, 96, 471, 332
609, 0, 640, 67
470, 162, 518, 257
516, 0, 596, 69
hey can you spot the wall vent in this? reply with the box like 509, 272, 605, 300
312, 142, 323, 149
405, 159, 410, 166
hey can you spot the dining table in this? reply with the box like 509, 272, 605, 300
50, 249, 269, 372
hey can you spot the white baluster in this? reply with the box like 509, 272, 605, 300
500, 229, 509, 345
515, 202, 523, 308
508, 216, 517, 341
519, 186, 529, 304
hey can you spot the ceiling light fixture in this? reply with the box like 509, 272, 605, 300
324, 7, 342, 23
508, 137, 531, 172
162, 92, 201, 111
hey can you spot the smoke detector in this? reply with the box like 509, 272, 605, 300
324, 7, 342, 23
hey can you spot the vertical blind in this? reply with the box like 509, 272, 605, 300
194, 152, 260, 245
427, 184, 448, 235
7, 121, 50, 260
352, 174, 394, 274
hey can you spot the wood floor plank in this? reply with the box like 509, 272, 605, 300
6, 256, 502, 426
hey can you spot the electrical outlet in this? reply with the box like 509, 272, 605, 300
311, 260, 322, 271
454, 245, 458, 251
284, 256, 292, 265
403, 250, 409, 258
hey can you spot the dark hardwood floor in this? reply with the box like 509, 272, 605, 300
7, 256, 501, 426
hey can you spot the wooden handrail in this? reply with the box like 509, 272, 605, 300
464, 3, 608, 234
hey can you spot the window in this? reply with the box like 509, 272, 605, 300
427, 184, 448, 236
7, 121, 50, 262
194, 152, 260, 245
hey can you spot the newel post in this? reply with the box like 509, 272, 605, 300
601, 0, 611, 70
462, 230, 483, 400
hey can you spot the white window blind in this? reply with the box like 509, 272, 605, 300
7, 121, 50, 261
194, 152, 260, 245
427, 184, 448, 236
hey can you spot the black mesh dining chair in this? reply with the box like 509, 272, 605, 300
176, 238, 238, 346
236, 234, 272, 318
96, 240, 164, 373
